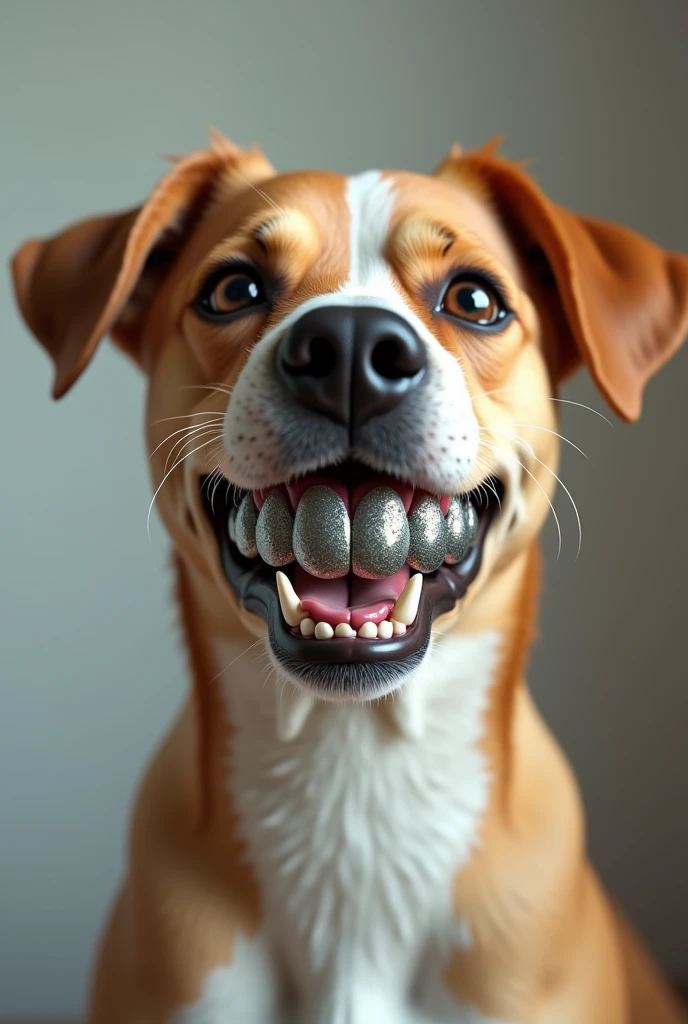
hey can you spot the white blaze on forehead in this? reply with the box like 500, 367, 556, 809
344, 170, 396, 291
222, 168, 482, 494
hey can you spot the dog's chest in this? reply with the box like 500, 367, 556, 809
218, 631, 502, 999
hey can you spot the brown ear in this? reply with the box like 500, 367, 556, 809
436, 141, 688, 421
11, 131, 275, 398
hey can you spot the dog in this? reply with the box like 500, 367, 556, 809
12, 131, 688, 1024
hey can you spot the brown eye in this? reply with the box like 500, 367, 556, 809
440, 276, 509, 328
196, 267, 266, 319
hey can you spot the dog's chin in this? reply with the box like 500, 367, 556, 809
200, 464, 502, 702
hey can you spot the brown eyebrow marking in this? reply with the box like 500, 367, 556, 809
393, 216, 459, 264
253, 214, 283, 254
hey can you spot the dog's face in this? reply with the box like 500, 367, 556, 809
12, 134, 688, 702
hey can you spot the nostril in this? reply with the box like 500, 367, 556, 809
371, 336, 423, 381
281, 336, 338, 378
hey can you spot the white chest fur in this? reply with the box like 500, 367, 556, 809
205, 631, 503, 1023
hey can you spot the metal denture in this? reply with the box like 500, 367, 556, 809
233, 485, 482, 579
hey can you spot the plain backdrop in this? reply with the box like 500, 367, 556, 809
1, 0, 687, 1017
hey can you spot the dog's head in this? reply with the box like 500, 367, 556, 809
12, 133, 688, 703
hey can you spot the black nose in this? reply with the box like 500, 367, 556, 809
275, 305, 427, 428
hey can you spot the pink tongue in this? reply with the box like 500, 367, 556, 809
295, 565, 410, 629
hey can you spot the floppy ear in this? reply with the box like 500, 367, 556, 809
436, 141, 688, 421
11, 131, 275, 399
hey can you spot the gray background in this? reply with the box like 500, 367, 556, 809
1, 0, 686, 1017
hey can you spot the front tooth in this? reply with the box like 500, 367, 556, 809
275, 570, 305, 627
235, 493, 258, 558
293, 486, 351, 579
335, 622, 356, 638
407, 497, 447, 573
377, 620, 393, 639
357, 621, 378, 638
256, 490, 295, 566
352, 486, 410, 579
314, 621, 334, 640
465, 500, 479, 544
444, 496, 470, 564
391, 573, 423, 626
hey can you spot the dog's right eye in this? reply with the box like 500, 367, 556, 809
194, 266, 266, 320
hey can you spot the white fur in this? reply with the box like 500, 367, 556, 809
222, 171, 479, 496
168, 630, 511, 1024
168, 932, 281, 1024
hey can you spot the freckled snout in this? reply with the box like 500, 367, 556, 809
275, 305, 427, 428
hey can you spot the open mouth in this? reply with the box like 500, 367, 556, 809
201, 461, 503, 700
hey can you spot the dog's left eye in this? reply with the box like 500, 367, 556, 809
439, 275, 510, 329
195, 267, 266, 319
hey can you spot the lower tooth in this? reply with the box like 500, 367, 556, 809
377, 620, 393, 639
335, 623, 356, 638
300, 617, 316, 637
391, 573, 423, 626
314, 621, 334, 640
391, 619, 406, 635
357, 621, 378, 639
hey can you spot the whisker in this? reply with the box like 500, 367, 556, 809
481, 423, 588, 459
207, 637, 270, 684
510, 434, 583, 560
479, 438, 563, 559
152, 411, 226, 426
179, 383, 233, 396
146, 435, 222, 540
164, 427, 223, 473
150, 419, 223, 460
473, 388, 613, 427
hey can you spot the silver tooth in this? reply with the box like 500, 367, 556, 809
352, 486, 410, 579
235, 492, 258, 558
444, 496, 469, 565
465, 500, 479, 545
256, 490, 295, 567
407, 497, 447, 573
293, 485, 350, 579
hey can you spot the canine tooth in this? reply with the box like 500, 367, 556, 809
276, 570, 305, 627
391, 573, 423, 626
314, 621, 334, 640
357, 621, 378, 639
235, 493, 258, 558
465, 500, 479, 544
352, 486, 410, 579
293, 486, 350, 579
276, 686, 315, 742
444, 496, 470, 564
391, 619, 406, 635
256, 490, 295, 566
335, 622, 356, 638
407, 497, 447, 573
377, 620, 394, 639
300, 617, 316, 637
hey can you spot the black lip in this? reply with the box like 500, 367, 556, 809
200, 474, 501, 698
